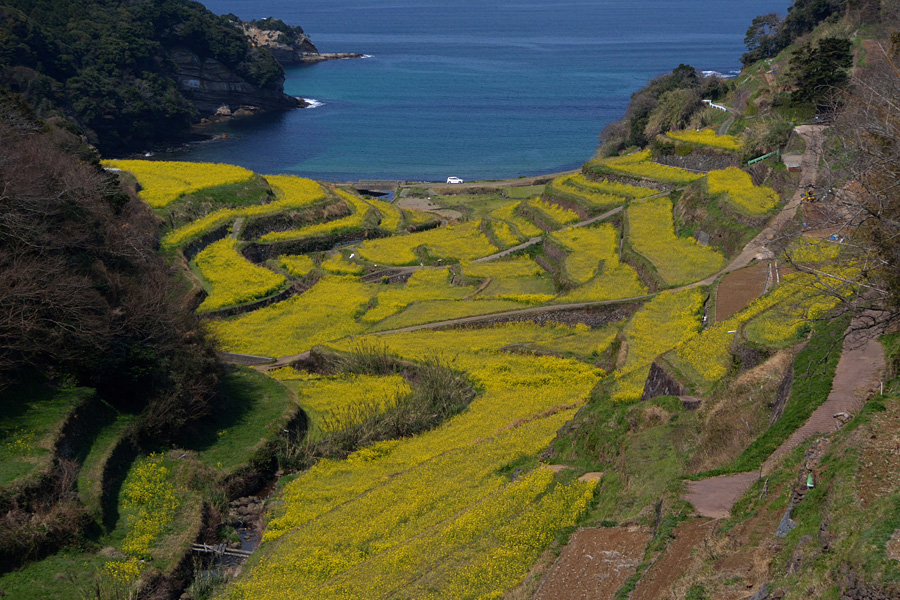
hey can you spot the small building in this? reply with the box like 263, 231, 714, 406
782, 153, 802, 172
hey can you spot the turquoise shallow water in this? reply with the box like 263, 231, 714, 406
175, 0, 791, 181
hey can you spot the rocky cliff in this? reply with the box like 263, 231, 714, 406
171, 48, 304, 116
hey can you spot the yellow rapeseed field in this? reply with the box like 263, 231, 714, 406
559, 173, 658, 199
526, 197, 580, 227
549, 174, 633, 209
161, 175, 327, 248
488, 220, 523, 247
210, 275, 376, 357
595, 149, 704, 184
706, 167, 778, 216
359, 195, 403, 231
627, 196, 725, 286
357, 221, 497, 265
113, 454, 180, 565
259, 189, 372, 243
224, 324, 603, 599
279, 254, 317, 277
103, 160, 255, 208
613, 289, 703, 400
370, 298, 526, 331
491, 201, 544, 238
462, 257, 544, 279
665, 128, 744, 151
321, 253, 364, 275
552, 224, 618, 283
194, 239, 286, 312
362, 268, 472, 324
270, 370, 411, 435
675, 248, 853, 383
461, 258, 556, 300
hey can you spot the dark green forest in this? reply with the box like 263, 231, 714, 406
0, 0, 287, 152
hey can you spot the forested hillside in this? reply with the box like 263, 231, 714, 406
0, 0, 298, 153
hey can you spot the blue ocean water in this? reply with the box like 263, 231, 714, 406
178, 0, 790, 181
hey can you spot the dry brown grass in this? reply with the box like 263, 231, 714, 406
688, 349, 798, 474
666, 526, 779, 600
734, 349, 795, 388
639, 404, 671, 430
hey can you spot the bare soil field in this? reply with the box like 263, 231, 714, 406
534, 527, 651, 600
715, 262, 769, 321
630, 519, 711, 600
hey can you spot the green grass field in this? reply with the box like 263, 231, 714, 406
0, 383, 93, 487
181, 368, 296, 473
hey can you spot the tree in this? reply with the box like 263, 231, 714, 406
777, 39, 900, 363
789, 37, 853, 108
742, 13, 782, 65
0, 94, 219, 432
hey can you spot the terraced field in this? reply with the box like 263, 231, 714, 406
13, 144, 846, 600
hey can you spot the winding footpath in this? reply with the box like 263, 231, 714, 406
683, 125, 886, 518
684, 314, 885, 518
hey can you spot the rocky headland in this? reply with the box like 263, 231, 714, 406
238, 19, 365, 65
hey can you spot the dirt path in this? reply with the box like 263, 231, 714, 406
761, 314, 885, 474
709, 125, 825, 279
684, 313, 886, 516
684, 472, 760, 520
533, 527, 651, 600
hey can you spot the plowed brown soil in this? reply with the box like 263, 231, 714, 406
533, 527, 650, 600
715, 262, 769, 321
630, 519, 711, 600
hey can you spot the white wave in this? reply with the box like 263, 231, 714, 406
361, 54, 374, 59
302, 98, 325, 109
702, 70, 740, 79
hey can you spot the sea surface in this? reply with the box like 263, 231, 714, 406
174, 0, 791, 181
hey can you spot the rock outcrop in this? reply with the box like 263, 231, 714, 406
640, 360, 687, 401
240, 21, 364, 65
170, 48, 303, 116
